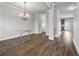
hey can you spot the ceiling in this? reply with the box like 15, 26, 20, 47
54, 2, 77, 13
1, 2, 52, 13
53, 2, 77, 18
0, 2, 78, 17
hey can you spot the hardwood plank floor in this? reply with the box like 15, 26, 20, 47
0, 33, 78, 56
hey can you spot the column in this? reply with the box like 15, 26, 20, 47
48, 7, 54, 40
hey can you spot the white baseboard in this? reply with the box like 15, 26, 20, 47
33, 32, 42, 34
0, 33, 34, 41
48, 37, 54, 40
0, 35, 21, 41
73, 40, 79, 55
73, 39, 79, 55
46, 34, 49, 36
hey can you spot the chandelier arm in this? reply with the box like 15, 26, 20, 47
19, 2, 30, 21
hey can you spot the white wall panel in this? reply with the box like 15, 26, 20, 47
0, 4, 34, 41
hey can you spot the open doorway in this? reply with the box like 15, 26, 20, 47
60, 17, 73, 46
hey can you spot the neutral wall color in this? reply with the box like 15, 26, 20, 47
0, 4, 34, 41
73, 5, 79, 54
33, 12, 40, 33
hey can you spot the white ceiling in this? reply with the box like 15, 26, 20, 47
54, 2, 77, 13
0, 2, 78, 17
53, 2, 77, 18
1, 2, 51, 13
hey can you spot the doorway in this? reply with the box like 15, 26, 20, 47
60, 18, 73, 46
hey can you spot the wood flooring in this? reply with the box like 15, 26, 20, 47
0, 33, 78, 56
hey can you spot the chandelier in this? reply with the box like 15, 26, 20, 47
19, 2, 30, 21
